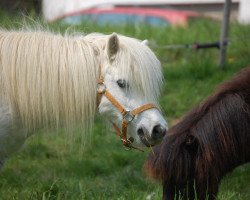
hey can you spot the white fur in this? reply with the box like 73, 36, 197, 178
0, 29, 167, 164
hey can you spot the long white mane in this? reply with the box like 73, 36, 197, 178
0, 29, 98, 131
0, 29, 163, 134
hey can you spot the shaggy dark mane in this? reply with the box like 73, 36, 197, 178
145, 67, 250, 200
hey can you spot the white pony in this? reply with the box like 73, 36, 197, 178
0, 29, 167, 166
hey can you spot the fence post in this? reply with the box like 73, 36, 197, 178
219, 0, 232, 69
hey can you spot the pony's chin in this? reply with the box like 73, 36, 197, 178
138, 134, 161, 148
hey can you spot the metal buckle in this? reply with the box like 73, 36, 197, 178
123, 110, 135, 122
97, 83, 106, 94
121, 138, 132, 150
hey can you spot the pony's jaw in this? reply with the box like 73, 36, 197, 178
99, 103, 167, 148
97, 69, 168, 147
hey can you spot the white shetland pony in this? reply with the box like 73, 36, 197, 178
0, 29, 167, 166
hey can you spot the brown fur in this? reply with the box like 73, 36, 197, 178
145, 67, 250, 200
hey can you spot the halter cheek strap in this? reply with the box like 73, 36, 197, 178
97, 77, 157, 151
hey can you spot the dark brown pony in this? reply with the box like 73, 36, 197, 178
145, 67, 250, 200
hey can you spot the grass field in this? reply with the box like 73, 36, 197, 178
0, 10, 250, 200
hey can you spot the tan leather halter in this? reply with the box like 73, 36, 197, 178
97, 77, 157, 151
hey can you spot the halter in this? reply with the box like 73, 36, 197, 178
97, 77, 157, 151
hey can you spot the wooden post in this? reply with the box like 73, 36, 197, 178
219, 0, 232, 69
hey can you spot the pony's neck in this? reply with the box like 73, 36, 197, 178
214, 93, 250, 170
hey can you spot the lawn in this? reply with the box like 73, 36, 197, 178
0, 10, 250, 200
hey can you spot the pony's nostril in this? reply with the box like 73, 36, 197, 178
152, 125, 166, 140
137, 127, 144, 136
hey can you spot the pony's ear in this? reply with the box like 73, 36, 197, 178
185, 134, 199, 153
142, 39, 149, 46
107, 33, 119, 62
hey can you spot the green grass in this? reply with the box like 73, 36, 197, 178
0, 10, 250, 200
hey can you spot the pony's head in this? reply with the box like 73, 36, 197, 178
86, 33, 167, 148
145, 120, 200, 193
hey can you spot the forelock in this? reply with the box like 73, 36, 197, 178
114, 35, 163, 102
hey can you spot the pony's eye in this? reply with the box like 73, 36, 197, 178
117, 79, 129, 88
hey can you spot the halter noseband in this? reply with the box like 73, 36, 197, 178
97, 77, 157, 151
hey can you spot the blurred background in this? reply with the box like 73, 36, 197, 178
0, 0, 250, 200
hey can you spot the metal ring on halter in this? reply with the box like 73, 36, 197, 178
123, 110, 135, 122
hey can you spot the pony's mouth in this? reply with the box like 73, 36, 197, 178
137, 126, 165, 147
137, 127, 154, 147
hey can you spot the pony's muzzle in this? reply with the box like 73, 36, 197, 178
137, 124, 166, 147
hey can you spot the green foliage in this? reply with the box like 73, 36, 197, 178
0, 10, 250, 200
